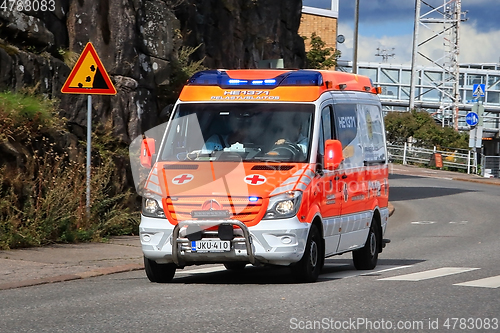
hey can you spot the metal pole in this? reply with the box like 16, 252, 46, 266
86, 95, 92, 218
353, 0, 359, 74
453, 0, 462, 131
467, 150, 471, 174
409, 0, 421, 111
403, 142, 407, 165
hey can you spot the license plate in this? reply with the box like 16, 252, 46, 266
191, 240, 230, 253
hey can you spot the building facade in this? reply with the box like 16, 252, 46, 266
299, 0, 339, 52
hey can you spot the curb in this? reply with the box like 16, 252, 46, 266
452, 177, 500, 186
0, 263, 144, 291
388, 202, 395, 217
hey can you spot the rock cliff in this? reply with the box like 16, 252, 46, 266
0, 0, 306, 143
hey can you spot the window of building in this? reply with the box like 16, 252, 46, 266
358, 67, 377, 82
302, 0, 339, 18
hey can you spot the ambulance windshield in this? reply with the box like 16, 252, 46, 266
159, 103, 314, 163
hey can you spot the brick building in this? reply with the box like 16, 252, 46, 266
299, 0, 339, 52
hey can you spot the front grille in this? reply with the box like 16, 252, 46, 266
164, 196, 264, 225
251, 165, 295, 171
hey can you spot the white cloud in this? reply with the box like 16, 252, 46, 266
336, 23, 414, 64
336, 21, 500, 66
459, 22, 500, 63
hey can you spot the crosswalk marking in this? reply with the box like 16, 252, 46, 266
176, 266, 226, 274
175, 265, 499, 290
378, 267, 479, 281
454, 275, 500, 289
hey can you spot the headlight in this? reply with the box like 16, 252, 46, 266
263, 191, 302, 220
142, 197, 166, 218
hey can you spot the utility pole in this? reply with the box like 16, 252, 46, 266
409, 0, 421, 111
353, 0, 359, 74
409, 0, 466, 129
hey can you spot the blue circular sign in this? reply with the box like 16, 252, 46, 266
466, 112, 479, 126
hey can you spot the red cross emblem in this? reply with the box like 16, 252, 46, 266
172, 174, 194, 185
244, 174, 266, 185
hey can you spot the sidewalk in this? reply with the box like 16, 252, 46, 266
390, 163, 500, 186
1, 164, 497, 291
0, 236, 143, 290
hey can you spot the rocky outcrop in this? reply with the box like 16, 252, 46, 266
0, 0, 306, 143
175, 0, 305, 69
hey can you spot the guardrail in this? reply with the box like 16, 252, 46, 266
388, 143, 477, 174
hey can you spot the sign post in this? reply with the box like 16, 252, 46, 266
469, 85, 486, 174
61, 42, 116, 217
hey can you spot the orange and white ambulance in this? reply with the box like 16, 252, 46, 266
132, 69, 390, 283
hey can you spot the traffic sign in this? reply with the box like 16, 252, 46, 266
472, 84, 485, 97
465, 112, 479, 126
61, 42, 116, 95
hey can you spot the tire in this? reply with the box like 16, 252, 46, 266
352, 219, 379, 270
144, 256, 176, 283
291, 224, 323, 283
223, 262, 247, 271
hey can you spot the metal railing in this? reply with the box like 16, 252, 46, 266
482, 156, 500, 178
388, 143, 477, 174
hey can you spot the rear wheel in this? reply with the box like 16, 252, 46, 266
352, 219, 379, 270
223, 262, 247, 271
291, 224, 322, 283
144, 256, 176, 283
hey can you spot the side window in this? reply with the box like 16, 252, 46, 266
318, 105, 332, 156
333, 103, 363, 168
359, 104, 387, 163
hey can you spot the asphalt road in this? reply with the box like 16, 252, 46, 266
1, 173, 499, 333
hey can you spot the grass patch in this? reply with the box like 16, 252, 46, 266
0, 92, 139, 249
0, 91, 55, 126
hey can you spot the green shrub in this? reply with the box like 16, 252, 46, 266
0, 92, 139, 249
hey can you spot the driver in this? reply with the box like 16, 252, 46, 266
203, 117, 252, 151
274, 123, 308, 155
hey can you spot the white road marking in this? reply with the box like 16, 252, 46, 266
321, 265, 411, 279
454, 275, 500, 289
411, 221, 436, 225
176, 266, 226, 274
379, 267, 479, 281
365, 265, 414, 274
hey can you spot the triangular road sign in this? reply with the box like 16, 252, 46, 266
61, 42, 116, 95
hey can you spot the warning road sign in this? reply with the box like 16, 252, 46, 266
61, 42, 116, 95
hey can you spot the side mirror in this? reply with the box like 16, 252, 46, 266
324, 139, 343, 170
140, 138, 156, 168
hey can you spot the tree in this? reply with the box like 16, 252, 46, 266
304, 33, 341, 69
384, 110, 469, 149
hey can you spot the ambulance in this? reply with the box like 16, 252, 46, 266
132, 69, 390, 283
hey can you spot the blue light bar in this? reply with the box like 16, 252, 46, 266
280, 71, 323, 86
187, 70, 323, 88
187, 70, 222, 85
229, 79, 248, 85
249, 196, 259, 202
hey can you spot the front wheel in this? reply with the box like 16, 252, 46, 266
352, 220, 379, 270
291, 224, 323, 283
144, 257, 176, 283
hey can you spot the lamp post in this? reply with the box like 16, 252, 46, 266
353, 0, 359, 74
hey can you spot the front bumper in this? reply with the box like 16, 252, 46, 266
139, 215, 310, 266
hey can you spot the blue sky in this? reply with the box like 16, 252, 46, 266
336, 0, 500, 65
